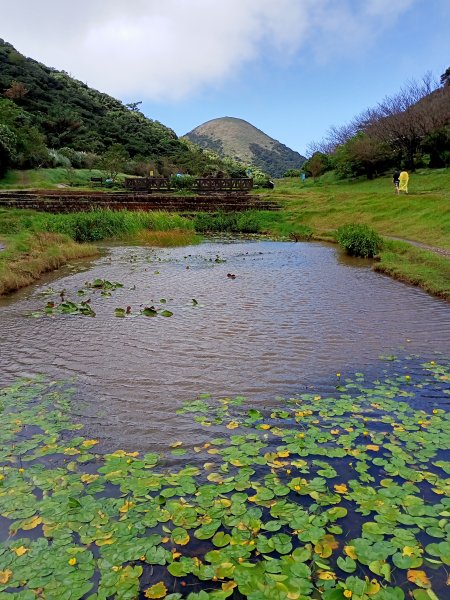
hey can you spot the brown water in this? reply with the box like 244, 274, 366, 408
1, 240, 449, 451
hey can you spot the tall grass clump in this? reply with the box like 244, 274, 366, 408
38, 210, 193, 242
336, 223, 383, 258
194, 211, 262, 233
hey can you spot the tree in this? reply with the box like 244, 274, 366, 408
282, 168, 302, 177
334, 133, 390, 179
125, 101, 142, 112
361, 74, 449, 171
4, 80, 29, 100
0, 98, 47, 169
421, 126, 450, 167
100, 144, 129, 182
307, 73, 450, 174
0, 124, 17, 177
304, 152, 330, 180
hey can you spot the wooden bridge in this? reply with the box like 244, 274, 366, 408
123, 177, 253, 193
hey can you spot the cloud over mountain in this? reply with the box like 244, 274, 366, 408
1, 0, 416, 101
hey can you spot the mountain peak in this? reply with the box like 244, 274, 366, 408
184, 117, 305, 177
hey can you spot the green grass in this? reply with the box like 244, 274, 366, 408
0, 168, 127, 190
264, 168, 450, 250
0, 209, 194, 242
193, 211, 264, 233
375, 240, 450, 301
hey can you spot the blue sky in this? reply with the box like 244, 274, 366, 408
2, 0, 449, 156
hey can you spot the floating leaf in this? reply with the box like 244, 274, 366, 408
0, 570, 12, 584
144, 581, 168, 598
172, 527, 190, 546
407, 570, 431, 588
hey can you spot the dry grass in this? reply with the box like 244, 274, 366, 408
0, 232, 98, 295
134, 229, 200, 247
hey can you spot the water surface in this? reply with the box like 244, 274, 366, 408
1, 240, 449, 451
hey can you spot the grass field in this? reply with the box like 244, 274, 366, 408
0, 168, 125, 190
253, 168, 450, 300
261, 168, 450, 250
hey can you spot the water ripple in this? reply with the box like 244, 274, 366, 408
1, 240, 449, 451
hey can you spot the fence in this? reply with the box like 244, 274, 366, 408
123, 177, 253, 193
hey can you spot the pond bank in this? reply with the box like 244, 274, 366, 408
309, 233, 450, 302
1, 205, 450, 301
0, 232, 98, 295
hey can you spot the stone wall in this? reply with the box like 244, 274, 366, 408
0, 190, 280, 213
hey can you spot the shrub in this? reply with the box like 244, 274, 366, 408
47, 149, 71, 168
336, 223, 383, 258
169, 174, 197, 190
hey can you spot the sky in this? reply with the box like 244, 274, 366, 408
1, 0, 449, 156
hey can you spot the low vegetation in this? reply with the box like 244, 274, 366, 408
0, 231, 97, 295
0, 359, 448, 598
0, 167, 121, 190
374, 240, 450, 301
336, 224, 383, 258
193, 211, 263, 234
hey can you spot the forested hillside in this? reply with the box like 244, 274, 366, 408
0, 39, 229, 177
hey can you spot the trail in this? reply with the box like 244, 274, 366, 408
387, 236, 450, 259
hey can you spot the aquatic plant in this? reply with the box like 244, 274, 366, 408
0, 360, 449, 599
85, 278, 124, 291
30, 299, 96, 317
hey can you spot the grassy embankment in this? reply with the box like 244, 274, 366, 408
256, 168, 450, 300
0, 168, 118, 190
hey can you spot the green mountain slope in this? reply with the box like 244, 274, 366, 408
0, 38, 184, 158
184, 117, 306, 177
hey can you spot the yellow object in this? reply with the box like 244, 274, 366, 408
399, 171, 409, 192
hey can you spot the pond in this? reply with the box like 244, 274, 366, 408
1, 239, 450, 600
1, 239, 449, 452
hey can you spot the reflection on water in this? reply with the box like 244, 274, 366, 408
1, 240, 449, 451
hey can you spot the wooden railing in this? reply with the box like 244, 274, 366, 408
123, 177, 253, 193
124, 177, 170, 191
195, 178, 253, 192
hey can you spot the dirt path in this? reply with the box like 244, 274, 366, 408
388, 236, 450, 259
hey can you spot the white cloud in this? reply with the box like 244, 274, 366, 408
0, 0, 417, 101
